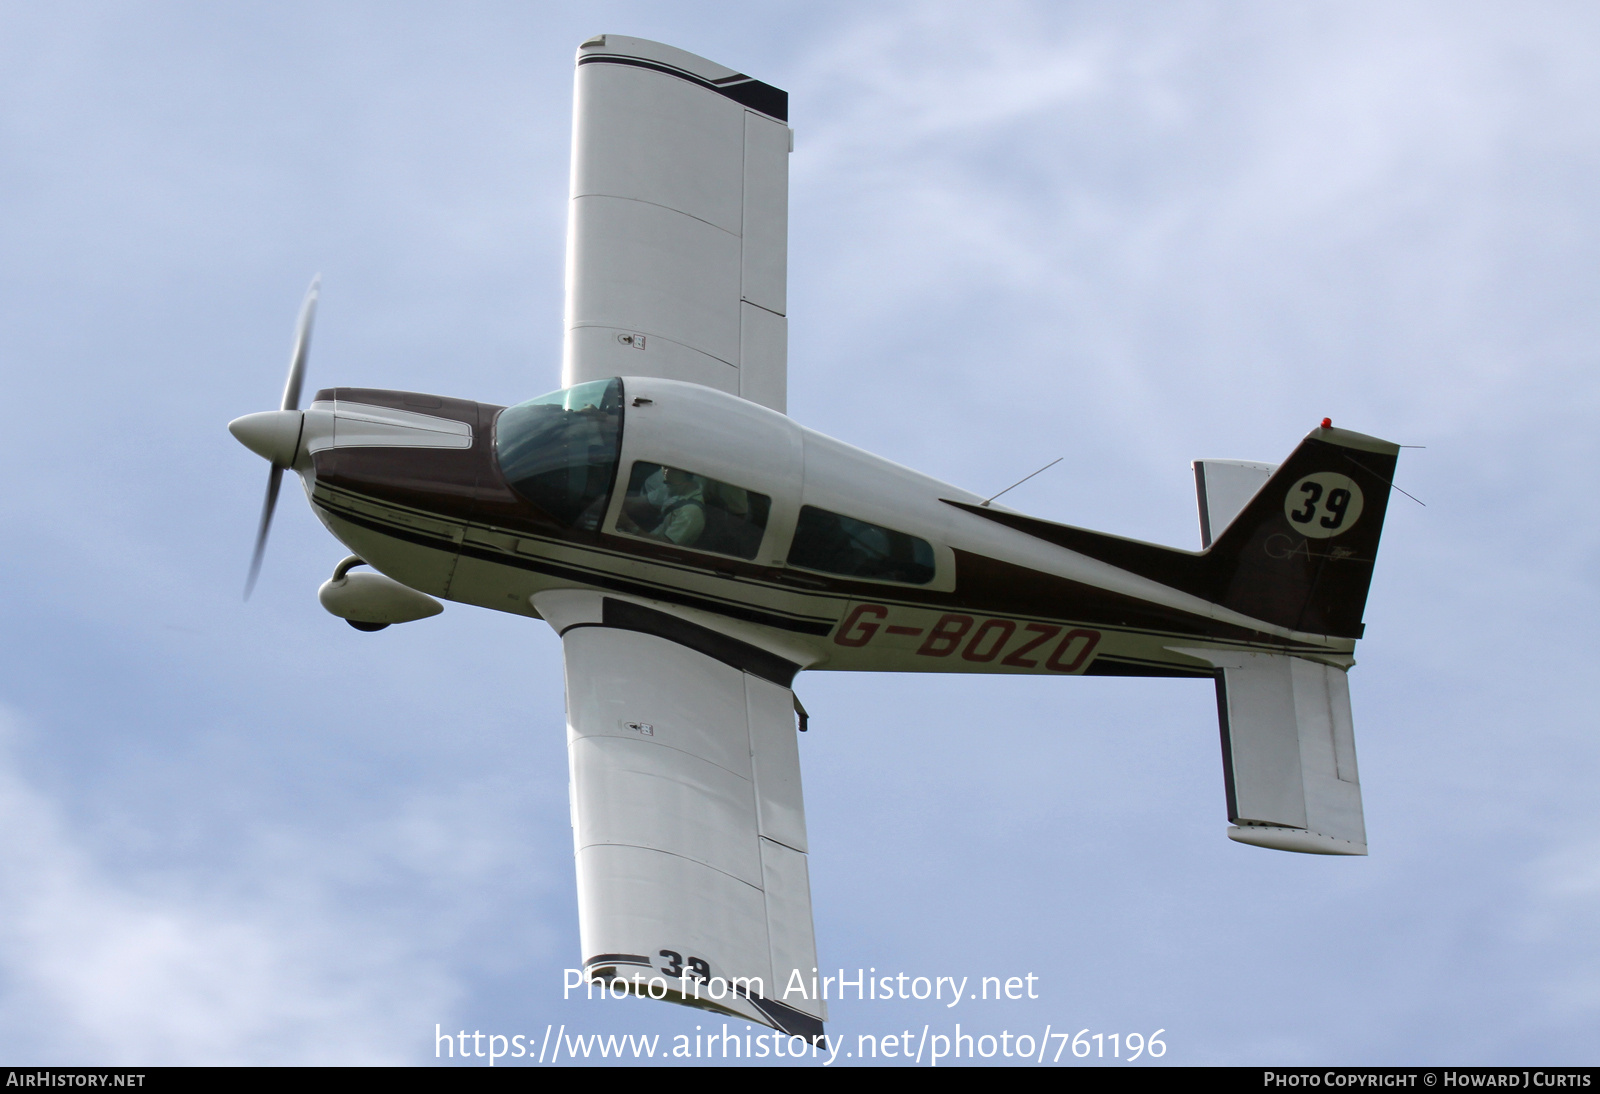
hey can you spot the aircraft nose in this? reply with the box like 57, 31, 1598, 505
229, 409, 304, 467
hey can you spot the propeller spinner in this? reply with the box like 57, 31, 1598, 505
230, 276, 319, 599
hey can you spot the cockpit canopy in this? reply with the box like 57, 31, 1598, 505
494, 378, 623, 529
494, 376, 938, 584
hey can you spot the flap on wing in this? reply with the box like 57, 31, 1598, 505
557, 597, 824, 1036
564, 36, 790, 413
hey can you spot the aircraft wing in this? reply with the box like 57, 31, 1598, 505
562, 34, 790, 413
534, 590, 825, 1038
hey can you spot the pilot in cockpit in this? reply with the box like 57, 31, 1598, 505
619, 465, 707, 548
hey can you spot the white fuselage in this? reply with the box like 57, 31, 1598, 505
303, 378, 1352, 678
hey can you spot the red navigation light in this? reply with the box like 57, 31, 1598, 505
1321, 417, 1332, 429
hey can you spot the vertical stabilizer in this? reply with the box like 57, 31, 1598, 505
949, 424, 1400, 639
1205, 426, 1399, 638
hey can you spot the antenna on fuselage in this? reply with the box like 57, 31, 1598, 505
980, 456, 1063, 507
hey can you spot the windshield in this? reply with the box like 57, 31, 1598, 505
494, 378, 623, 530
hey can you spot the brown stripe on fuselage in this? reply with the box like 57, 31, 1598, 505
944, 549, 1272, 646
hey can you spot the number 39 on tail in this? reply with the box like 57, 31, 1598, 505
229, 36, 1401, 1040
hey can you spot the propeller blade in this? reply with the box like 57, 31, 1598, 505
244, 276, 318, 599
244, 465, 284, 600
281, 275, 320, 412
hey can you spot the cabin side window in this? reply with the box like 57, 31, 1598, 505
786, 506, 936, 584
615, 462, 771, 561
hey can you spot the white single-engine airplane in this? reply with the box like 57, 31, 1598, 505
230, 36, 1398, 1040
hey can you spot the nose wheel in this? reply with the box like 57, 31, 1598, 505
322, 556, 390, 631
317, 554, 443, 631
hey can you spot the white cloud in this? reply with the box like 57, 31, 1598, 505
0, 706, 533, 1064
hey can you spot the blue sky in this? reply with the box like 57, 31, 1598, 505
1, 1, 1597, 1065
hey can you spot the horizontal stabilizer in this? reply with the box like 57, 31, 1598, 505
1173, 648, 1366, 855
1193, 459, 1275, 548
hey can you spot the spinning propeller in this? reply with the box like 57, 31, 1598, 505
230, 276, 319, 599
